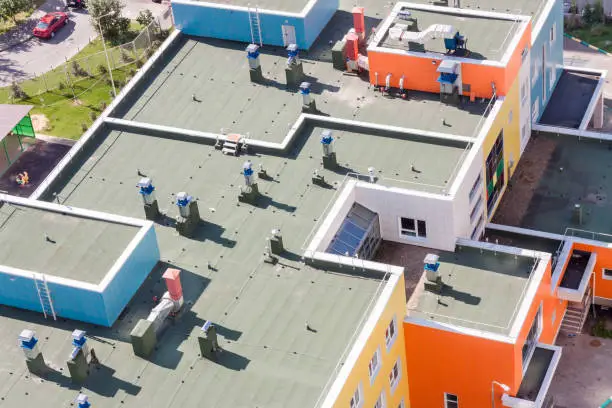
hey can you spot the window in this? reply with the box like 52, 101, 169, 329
469, 173, 482, 202
522, 303, 543, 370
350, 383, 363, 408
444, 393, 459, 408
374, 392, 386, 408
368, 347, 382, 382
399, 217, 426, 239
485, 131, 505, 214
389, 358, 401, 393
550, 24, 556, 43
470, 214, 484, 240
532, 98, 540, 122
470, 195, 483, 223
385, 316, 398, 350
508, 109, 513, 124
521, 80, 529, 106
603, 268, 612, 280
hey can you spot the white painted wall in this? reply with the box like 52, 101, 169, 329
452, 143, 486, 241
353, 182, 456, 251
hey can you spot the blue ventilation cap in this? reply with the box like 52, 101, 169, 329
137, 177, 154, 195
287, 43, 298, 57
243, 161, 254, 176
246, 44, 260, 59
19, 329, 38, 350
299, 82, 311, 94
72, 329, 87, 348
321, 129, 333, 145
176, 192, 192, 207
201, 320, 213, 332
76, 393, 91, 408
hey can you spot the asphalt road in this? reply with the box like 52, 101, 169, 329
0, 0, 167, 87
563, 36, 612, 96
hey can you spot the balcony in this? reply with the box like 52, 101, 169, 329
557, 249, 596, 302
502, 344, 562, 408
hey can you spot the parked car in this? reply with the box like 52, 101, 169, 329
65, 0, 86, 9
33, 12, 69, 39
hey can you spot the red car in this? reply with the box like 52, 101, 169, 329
33, 12, 68, 39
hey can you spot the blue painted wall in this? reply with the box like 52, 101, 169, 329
102, 224, 160, 326
303, 0, 339, 47
0, 224, 160, 326
0, 268, 106, 324
172, 0, 337, 49
530, 0, 563, 121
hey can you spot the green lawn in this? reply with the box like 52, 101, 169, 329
0, 0, 46, 36
1, 21, 162, 140
567, 24, 612, 52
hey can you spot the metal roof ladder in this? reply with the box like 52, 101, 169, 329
33, 273, 57, 321
248, 5, 263, 46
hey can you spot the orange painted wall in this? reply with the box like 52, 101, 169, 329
511, 259, 564, 386
572, 242, 612, 300
403, 259, 563, 407
367, 22, 532, 100
503, 22, 532, 95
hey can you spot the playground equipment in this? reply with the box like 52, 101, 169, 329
16, 171, 29, 186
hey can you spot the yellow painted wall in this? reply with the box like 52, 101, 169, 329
332, 273, 410, 408
482, 72, 522, 218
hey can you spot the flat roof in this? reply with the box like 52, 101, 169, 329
191, 0, 308, 13
538, 70, 600, 129
116, 36, 490, 139
379, 6, 517, 61
407, 0, 548, 22
0, 203, 138, 284
483, 228, 562, 255
4, 122, 384, 407
299, 124, 470, 193
376, 241, 537, 335
493, 131, 612, 239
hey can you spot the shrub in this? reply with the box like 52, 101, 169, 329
120, 49, 134, 64
71, 61, 88, 77
58, 81, 66, 90
89, 111, 97, 121
10, 82, 28, 99
136, 9, 154, 28
100, 101, 107, 111
81, 123, 88, 132
135, 58, 144, 68
97, 63, 108, 75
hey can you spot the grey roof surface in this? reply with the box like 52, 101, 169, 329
300, 124, 470, 193
116, 35, 490, 139
380, 7, 518, 61
539, 70, 600, 129
375, 241, 538, 335
0, 203, 138, 284
493, 131, 612, 240
0, 124, 384, 407
483, 228, 563, 255
404, 0, 548, 21
193, 0, 308, 13
0, 104, 32, 139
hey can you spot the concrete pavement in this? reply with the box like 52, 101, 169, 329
0, 0, 167, 87
564, 36, 612, 96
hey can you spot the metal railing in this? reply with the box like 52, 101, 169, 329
564, 227, 612, 243
2, 7, 172, 103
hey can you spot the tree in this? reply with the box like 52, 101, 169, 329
136, 9, 153, 28
0, 0, 32, 23
591, 0, 605, 24
88, 0, 130, 43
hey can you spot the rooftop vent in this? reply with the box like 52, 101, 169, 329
424, 253, 440, 283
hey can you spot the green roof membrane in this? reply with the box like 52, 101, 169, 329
376, 241, 537, 335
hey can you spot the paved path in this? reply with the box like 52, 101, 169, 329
564, 36, 612, 96
0, 0, 167, 87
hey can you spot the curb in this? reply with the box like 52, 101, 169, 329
564, 32, 612, 56
0, 34, 34, 53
